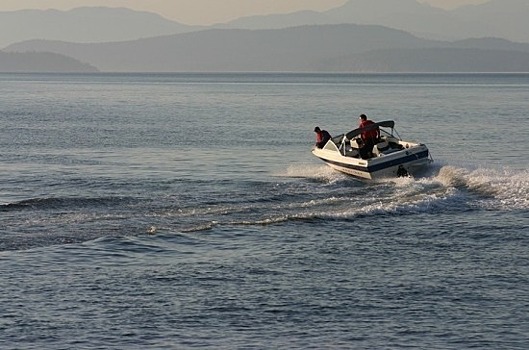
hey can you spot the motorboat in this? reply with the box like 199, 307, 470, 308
311, 120, 432, 180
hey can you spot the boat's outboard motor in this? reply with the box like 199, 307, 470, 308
397, 165, 409, 177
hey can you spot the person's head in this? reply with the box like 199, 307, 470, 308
314, 126, 321, 133
359, 114, 367, 121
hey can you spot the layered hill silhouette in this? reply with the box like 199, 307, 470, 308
0, 51, 98, 72
5, 24, 529, 72
0, 7, 201, 48
219, 0, 529, 43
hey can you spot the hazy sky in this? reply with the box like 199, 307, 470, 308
0, 0, 490, 25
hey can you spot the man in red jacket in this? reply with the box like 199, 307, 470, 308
357, 114, 380, 158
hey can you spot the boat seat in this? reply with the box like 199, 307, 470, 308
385, 136, 400, 144
345, 149, 359, 158
373, 141, 389, 156
350, 138, 361, 149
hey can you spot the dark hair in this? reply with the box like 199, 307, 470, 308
359, 114, 367, 120
314, 126, 321, 132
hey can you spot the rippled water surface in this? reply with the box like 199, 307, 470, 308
1, 73, 528, 349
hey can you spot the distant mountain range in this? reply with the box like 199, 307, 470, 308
1, 0, 528, 48
2, 1, 529, 73
5, 24, 529, 73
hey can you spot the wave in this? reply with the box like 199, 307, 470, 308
1, 195, 133, 212
176, 187, 456, 233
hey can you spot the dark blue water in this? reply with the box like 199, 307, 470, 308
1, 73, 528, 349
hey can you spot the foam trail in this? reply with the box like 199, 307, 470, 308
466, 167, 529, 209
430, 166, 529, 210
172, 164, 528, 234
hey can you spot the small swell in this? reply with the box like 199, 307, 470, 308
1, 196, 131, 212
181, 221, 220, 233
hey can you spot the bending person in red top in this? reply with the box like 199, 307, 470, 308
314, 126, 331, 149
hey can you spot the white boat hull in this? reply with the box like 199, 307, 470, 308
312, 143, 431, 180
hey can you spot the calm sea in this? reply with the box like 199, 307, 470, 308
1, 73, 528, 349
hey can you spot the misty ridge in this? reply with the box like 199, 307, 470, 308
1, 0, 529, 73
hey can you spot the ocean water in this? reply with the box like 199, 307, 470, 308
1, 73, 528, 349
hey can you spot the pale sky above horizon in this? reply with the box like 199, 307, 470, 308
0, 0, 490, 25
